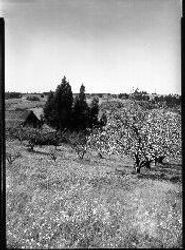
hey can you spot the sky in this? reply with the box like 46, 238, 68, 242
0, 0, 182, 94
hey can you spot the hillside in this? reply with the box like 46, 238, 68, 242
6, 97, 182, 248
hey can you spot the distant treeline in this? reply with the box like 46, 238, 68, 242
5, 92, 22, 99
152, 94, 181, 107
5, 90, 181, 107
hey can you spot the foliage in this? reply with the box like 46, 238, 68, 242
88, 102, 181, 173
6, 126, 66, 151
43, 91, 56, 128
118, 93, 129, 99
72, 85, 100, 131
66, 130, 90, 159
88, 127, 111, 158
44, 76, 73, 130
5, 92, 22, 99
154, 94, 181, 108
44, 79, 102, 132
72, 84, 89, 131
6, 151, 21, 165
99, 112, 107, 127
130, 88, 149, 101
26, 95, 40, 101
88, 97, 100, 128
49, 148, 58, 161
137, 100, 162, 110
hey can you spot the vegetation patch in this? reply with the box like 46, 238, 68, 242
6, 86, 182, 248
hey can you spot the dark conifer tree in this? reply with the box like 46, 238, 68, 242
43, 91, 57, 128
44, 76, 73, 130
72, 84, 89, 131
89, 97, 99, 128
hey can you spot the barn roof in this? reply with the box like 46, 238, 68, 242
29, 107, 44, 120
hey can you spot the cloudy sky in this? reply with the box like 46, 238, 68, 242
0, 0, 182, 94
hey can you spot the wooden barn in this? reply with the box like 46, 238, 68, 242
23, 108, 44, 128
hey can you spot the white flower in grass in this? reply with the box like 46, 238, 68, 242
60, 210, 69, 220
93, 207, 97, 215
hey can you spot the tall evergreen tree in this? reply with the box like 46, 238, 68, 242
89, 97, 99, 128
72, 84, 89, 131
43, 91, 57, 128
44, 76, 73, 130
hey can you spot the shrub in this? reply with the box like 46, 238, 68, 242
67, 130, 90, 159
99, 112, 107, 127
6, 126, 66, 150
49, 148, 58, 161
154, 94, 181, 108
118, 93, 129, 99
88, 127, 111, 158
129, 88, 150, 101
5, 92, 22, 99
26, 96, 40, 101
6, 151, 21, 165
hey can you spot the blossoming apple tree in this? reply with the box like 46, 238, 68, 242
88, 102, 181, 173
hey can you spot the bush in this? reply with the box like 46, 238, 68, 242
154, 94, 181, 108
6, 151, 21, 165
26, 96, 40, 101
5, 92, 22, 99
66, 130, 90, 159
118, 93, 129, 99
6, 126, 66, 150
129, 89, 150, 101
99, 112, 107, 127
137, 100, 160, 110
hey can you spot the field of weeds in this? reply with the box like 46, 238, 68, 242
6, 138, 182, 248
5, 97, 46, 111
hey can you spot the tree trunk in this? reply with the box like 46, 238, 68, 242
136, 166, 140, 173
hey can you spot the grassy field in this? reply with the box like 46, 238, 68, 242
5, 97, 46, 111
6, 139, 182, 248
6, 97, 182, 248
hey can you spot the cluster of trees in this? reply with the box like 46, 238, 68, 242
6, 78, 181, 173
153, 94, 181, 107
6, 91, 181, 173
5, 92, 22, 99
118, 93, 129, 99
130, 89, 150, 101
44, 76, 106, 132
